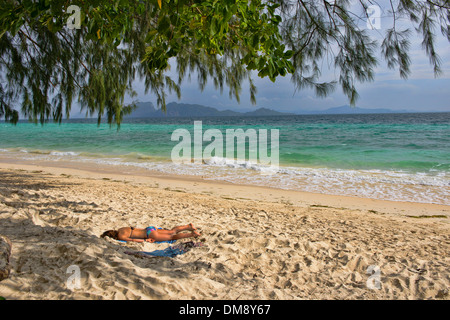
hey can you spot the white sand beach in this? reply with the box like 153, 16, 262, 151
0, 161, 449, 300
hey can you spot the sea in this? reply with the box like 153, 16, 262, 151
1, 112, 449, 205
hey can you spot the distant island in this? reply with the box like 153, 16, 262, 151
124, 101, 416, 118
125, 102, 295, 118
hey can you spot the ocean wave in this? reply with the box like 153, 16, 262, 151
277, 166, 449, 187
204, 156, 280, 175
50, 151, 80, 156
20, 149, 51, 155
119, 152, 168, 162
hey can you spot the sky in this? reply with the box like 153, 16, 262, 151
70, 1, 450, 117
125, 1, 450, 114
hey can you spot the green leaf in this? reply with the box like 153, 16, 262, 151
284, 50, 294, 59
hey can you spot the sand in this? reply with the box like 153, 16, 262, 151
0, 161, 449, 300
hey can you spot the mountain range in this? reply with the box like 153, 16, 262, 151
124, 101, 413, 118
125, 102, 294, 118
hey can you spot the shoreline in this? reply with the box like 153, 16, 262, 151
0, 159, 449, 219
1, 144, 448, 206
0, 159, 449, 299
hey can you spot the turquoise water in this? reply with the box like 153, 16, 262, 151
1, 113, 449, 204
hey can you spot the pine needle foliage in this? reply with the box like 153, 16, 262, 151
0, 0, 448, 125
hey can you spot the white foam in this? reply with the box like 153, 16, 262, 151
74, 156, 450, 204
204, 156, 280, 174
50, 151, 80, 156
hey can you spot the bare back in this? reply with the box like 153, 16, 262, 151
117, 227, 147, 240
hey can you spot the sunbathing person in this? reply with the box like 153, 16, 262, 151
101, 223, 200, 243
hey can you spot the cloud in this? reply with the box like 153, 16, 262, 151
356, 78, 450, 111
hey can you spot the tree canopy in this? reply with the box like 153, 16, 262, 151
0, 0, 448, 125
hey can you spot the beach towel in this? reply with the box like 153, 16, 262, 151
125, 241, 204, 258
